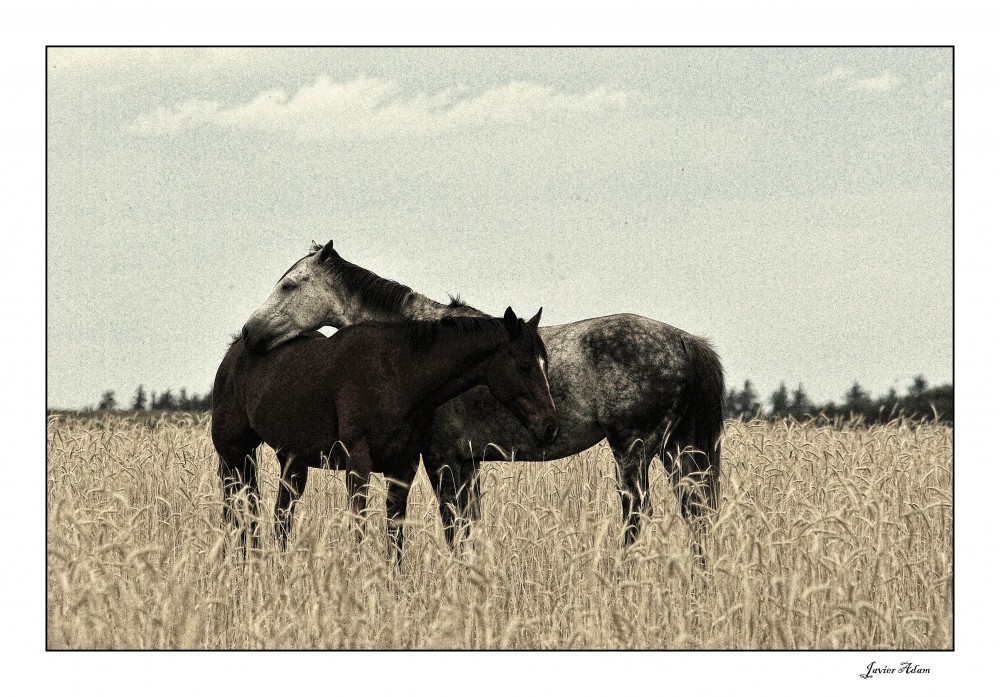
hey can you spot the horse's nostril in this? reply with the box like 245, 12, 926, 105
546, 423, 559, 440
241, 325, 249, 341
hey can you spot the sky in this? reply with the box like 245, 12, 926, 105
46, 47, 952, 409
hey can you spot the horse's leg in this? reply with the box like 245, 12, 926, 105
429, 459, 481, 551
274, 451, 310, 552
428, 461, 461, 549
455, 461, 483, 546
345, 441, 374, 546
664, 430, 718, 567
215, 434, 262, 556
385, 456, 419, 566
608, 433, 653, 548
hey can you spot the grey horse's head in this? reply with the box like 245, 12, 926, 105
241, 241, 354, 355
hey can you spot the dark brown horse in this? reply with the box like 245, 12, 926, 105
212, 308, 558, 562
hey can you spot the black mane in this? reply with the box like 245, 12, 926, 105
328, 256, 413, 314
307, 248, 472, 314
284, 250, 416, 314
401, 316, 545, 356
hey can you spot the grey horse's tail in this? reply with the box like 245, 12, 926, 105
669, 335, 725, 513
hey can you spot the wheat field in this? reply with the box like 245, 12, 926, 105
46, 412, 952, 650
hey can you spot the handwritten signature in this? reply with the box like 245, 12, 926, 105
861, 661, 931, 679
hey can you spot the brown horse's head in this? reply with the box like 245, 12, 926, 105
484, 307, 560, 446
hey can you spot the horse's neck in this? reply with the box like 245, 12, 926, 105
403, 292, 490, 321
351, 290, 488, 323
404, 330, 497, 409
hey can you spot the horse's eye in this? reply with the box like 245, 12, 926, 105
281, 283, 296, 292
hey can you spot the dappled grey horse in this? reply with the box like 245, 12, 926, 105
240, 242, 724, 559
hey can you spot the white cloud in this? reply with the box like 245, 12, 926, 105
131, 100, 223, 136
850, 72, 903, 92
129, 75, 647, 141
817, 66, 854, 84
818, 68, 905, 94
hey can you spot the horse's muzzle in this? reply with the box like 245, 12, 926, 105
536, 421, 560, 446
241, 323, 267, 356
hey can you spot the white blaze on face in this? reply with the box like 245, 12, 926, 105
538, 357, 554, 405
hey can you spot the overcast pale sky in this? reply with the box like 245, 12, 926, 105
47, 47, 952, 409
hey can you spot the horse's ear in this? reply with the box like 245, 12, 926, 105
317, 240, 336, 263
527, 307, 543, 328
309, 240, 322, 253
503, 306, 521, 339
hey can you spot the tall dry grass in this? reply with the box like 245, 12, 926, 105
47, 412, 952, 649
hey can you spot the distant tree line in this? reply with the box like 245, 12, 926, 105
96, 385, 213, 412
90, 375, 952, 425
725, 375, 953, 424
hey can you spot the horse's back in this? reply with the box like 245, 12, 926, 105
213, 326, 414, 462
428, 313, 713, 462
544, 313, 696, 415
